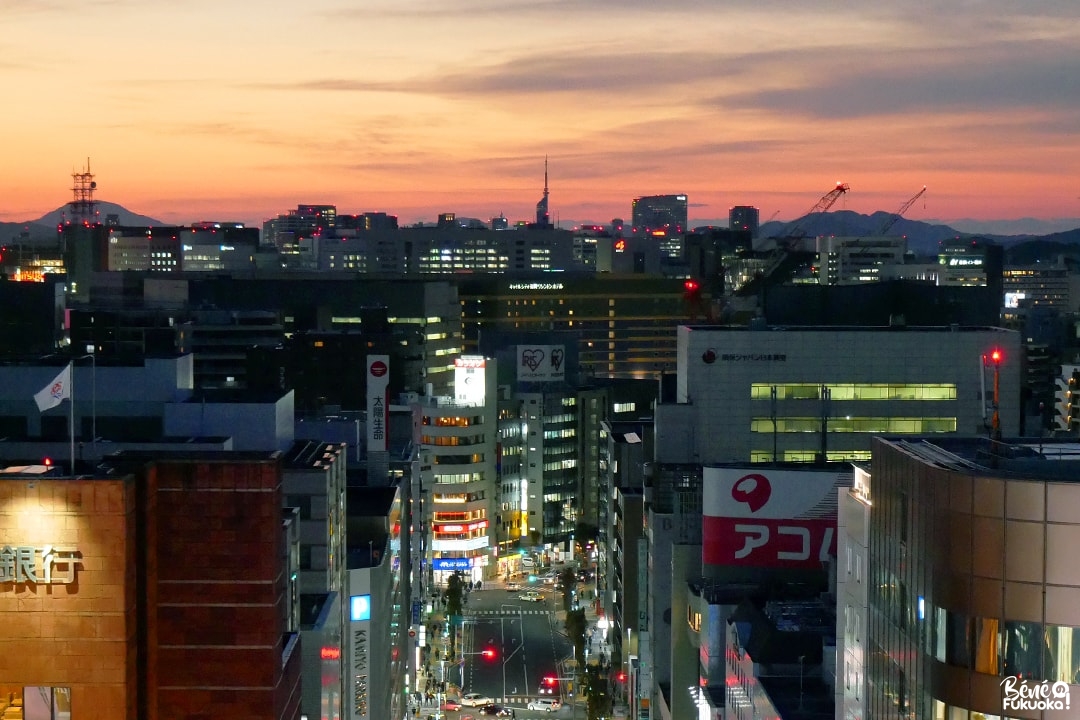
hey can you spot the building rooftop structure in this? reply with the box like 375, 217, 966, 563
884, 435, 1080, 480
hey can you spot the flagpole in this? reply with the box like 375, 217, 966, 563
69, 362, 75, 475
77, 353, 96, 461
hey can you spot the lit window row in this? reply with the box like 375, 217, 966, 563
751, 450, 872, 463
751, 383, 957, 401
433, 472, 485, 484
750, 417, 957, 433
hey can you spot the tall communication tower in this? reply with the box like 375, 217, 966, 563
69, 158, 98, 225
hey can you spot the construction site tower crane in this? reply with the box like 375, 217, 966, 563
878, 186, 927, 235
783, 182, 850, 241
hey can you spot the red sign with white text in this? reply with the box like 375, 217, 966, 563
702, 517, 836, 567
702, 467, 850, 569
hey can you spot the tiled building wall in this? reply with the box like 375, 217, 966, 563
0, 478, 137, 719
147, 458, 300, 720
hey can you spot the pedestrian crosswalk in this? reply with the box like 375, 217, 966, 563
466, 608, 551, 616
419, 695, 553, 708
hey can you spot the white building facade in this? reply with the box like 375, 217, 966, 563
415, 356, 499, 585
658, 325, 1022, 465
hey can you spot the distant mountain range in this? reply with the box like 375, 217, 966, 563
759, 210, 1080, 257
5, 203, 1080, 262
1, 201, 163, 246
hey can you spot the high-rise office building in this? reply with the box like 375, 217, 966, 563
461, 275, 697, 379
631, 194, 687, 258
631, 194, 688, 234
728, 205, 760, 238
658, 324, 1021, 465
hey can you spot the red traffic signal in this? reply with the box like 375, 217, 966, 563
481, 648, 497, 660
543, 676, 557, 687
684, 279, 700, 292
616, 671, 627, 682
990, 348, 1003, 364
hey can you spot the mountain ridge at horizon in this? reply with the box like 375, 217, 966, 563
4, 201, 1080, 251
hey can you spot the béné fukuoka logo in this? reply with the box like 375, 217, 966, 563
1001, 677, 1071, 712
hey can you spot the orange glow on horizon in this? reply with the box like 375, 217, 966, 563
1, 4, 1076, 231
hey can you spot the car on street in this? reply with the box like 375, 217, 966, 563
479, 704, 512, 716
440, 699, 463, 711
528, 698, 563, 712
505, 581, 521, 592
517, 591, 544, 602
461, 693, 494, 707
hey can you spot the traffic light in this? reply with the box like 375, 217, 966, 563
684, 279, 700, 293
544, 676, 557, 687
482, 647, 497, 661
616, 671, 627, 682
990, 348, 1003, 364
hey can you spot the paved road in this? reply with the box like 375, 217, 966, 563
453, 583, 574, 716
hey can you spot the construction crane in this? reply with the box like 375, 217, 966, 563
781, 182, 850, 242
736, 183, 850, 297
878, 186, 927, 235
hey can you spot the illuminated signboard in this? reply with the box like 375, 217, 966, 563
433, 558, 473, 571
517, 345, 566, 382
321, 646, 342, 660
350, 594, 371, 622
352, 625, 369, 719
433, 520, 489, 534
367, 356, 389, 453
508, 282, 564, 291
0, 545, 81, 586
431, 537, 490, 552
702, 468, 851, 569
1004, 292, 1027, 309
454, 355, 486, 406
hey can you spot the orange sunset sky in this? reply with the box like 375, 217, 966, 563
2, 0, 1078, 230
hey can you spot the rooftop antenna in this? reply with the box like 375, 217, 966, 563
69, 157, 98, 226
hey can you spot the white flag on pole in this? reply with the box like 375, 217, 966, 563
34, 364, 72, 412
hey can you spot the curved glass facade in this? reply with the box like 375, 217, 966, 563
858, 438, 1080, 720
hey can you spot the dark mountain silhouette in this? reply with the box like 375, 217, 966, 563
1, 201, 164, 247
34, 200, 162, 228
760, 210, 1080, 257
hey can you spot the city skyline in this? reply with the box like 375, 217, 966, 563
2, 0, 1078, 231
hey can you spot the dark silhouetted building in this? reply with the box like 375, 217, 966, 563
729, 205, 760, 238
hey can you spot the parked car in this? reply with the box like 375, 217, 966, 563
528, 698, 563, 712
461, 693, 494, 707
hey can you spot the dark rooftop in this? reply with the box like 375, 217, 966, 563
885, 436, 1080, 481
283, 440, 345, 469
684, 324, 1009, 333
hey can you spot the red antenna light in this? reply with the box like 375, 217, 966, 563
991, 349, 1003, 364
